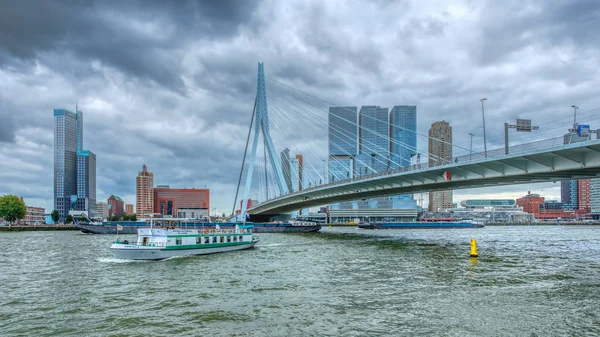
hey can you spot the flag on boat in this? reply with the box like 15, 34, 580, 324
442, 171, 451, 181
117, 224, 123, 231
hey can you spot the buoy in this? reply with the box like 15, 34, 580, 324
470, 238, 478, 258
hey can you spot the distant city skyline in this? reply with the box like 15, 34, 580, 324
3, 1, 600, 214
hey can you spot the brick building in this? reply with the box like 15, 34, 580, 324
107, 195, 125, 218
153, 187, 210, 218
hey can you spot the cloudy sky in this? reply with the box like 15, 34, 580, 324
1, 0, 600, 214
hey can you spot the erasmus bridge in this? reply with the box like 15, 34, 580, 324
232, 63, 600, 221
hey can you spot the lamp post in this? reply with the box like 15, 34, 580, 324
571, 105, 579, 129
468, 133, 474, 160
480, 98, 488, 158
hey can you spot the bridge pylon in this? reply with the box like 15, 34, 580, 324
238, 63, 289, 221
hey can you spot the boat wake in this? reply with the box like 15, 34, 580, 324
96, 257, 150, 264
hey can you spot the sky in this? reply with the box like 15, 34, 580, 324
1, 0, 600, 215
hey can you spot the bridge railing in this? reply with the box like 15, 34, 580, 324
252, 135, 591, 206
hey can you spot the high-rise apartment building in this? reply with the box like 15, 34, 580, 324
328, 106, 357, 182
428, 121, 453, 211
136, 164, 154, 218
126, 204, 134, 215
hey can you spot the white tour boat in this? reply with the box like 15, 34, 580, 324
110, 223, 258, 260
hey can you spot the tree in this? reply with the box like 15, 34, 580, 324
0, 195, 27, 224
66, 214, 73, 224
51, 210, 60, 223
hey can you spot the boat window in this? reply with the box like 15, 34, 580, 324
142, 237, 148, 246
227, 236, 231, 243
233, 236, 237, 242
196, 237, 202, 244
204, 236, 210, 244
239, 236, 243, 241
220, 236, 224, 243
213, 236, 218, 243
176, 238, 182, 245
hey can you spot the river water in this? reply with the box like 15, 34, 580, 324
1, 226, 599, 336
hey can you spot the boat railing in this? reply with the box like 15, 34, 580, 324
199, 228, 251, 235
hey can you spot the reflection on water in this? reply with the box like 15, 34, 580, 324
1, 226, 600, 336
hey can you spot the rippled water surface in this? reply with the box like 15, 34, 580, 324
1, 226, 600, 336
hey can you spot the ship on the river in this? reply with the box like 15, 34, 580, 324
110, 222, 258, 260
76, 218, 321, 234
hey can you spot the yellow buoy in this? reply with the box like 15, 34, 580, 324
470, 238, 478, 258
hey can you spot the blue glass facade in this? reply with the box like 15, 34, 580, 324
359, 106, 389, 172
329, 159, 353, 182
77, 150, 96, 218
329, 107, 357, 156
389, 106, 416, 168
54, 108, 95, 221
390, 106, 416, 201
54, 109, 79, 222
561, 180, 578, 210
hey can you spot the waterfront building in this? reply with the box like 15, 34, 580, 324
280, 148, 292, 192
136, 164, 154, 218
95, 202, 109, 220
561, 131, 591, 211
296, 154, 303, 191
153, 187, 210, 218
19, 205, 45, 226
126, 204, 134, 215
108, 195, 125, 218
76, 150, 96, 218
54, 107, 97, 222
358, 105, 389, 172
389, 105, 416, 169
176, 208, 209, 218
428, 121, 453, 211
424, 199, 533, 223
54, 108, 80, 222
516, 192, 581, 220
328, 106, 357, 182
389, 105, 417, 201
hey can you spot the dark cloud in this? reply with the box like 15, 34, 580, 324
1, 0, 600, 213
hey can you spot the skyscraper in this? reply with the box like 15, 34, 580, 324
390, 105, 417, 202
54, 108, 80, 222
389, 105, 417, 169
358, 106, 389, 173
54, 107, 96, 222
76, 150, 96, 218
328, 106, 357, 182
280, 148, 292, 192
428, 121, 453, 211
136, 164, 154, 218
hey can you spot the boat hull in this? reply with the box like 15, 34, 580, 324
110, 241, 258, 260
77, 223, 321, 234
359, 222, 485, 229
